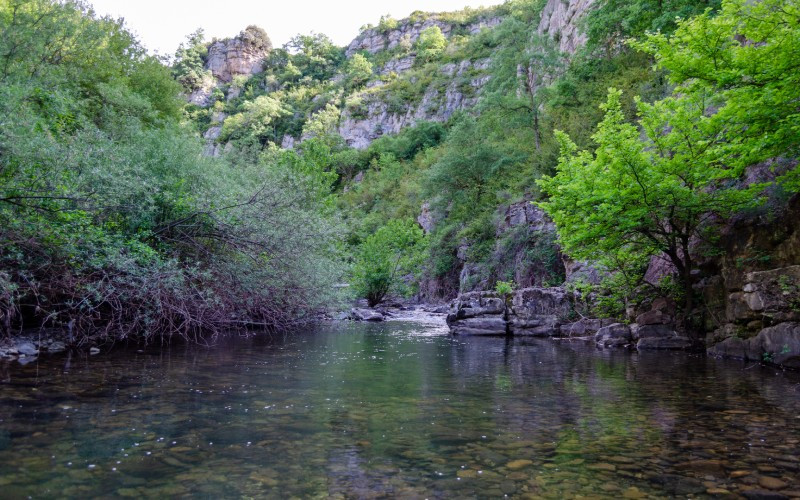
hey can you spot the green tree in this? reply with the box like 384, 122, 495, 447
538, 89, 759, 324
583, 0, 721, 55
631, 0, 800, 190
172, 28, 210, 91
415, 26, 447, 62
343, 53, 373, 90
352, 219, 425, 306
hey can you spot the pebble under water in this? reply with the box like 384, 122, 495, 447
1, 316, 800, 499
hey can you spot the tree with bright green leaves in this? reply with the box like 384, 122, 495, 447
539, 88, 761, 323
352, 219, 426, 306
538, 0, 800, 324
631, 0, 800, 190
583, 0, 720, 55
343, 53, 373, 90
415, 26, 447, 62
172, 29, 210, 91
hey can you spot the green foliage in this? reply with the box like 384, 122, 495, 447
352, 219, 426, 306
0, 0, 343, 339
343, 53, 374, 90
583, 0, 720, 54
494, 280, 515, 297
539, 88, 761, 314
632, 0, 800, 191
415, 26, 447, 63
172, 29, 211, 91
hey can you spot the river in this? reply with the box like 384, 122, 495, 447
1, 316, 799, 498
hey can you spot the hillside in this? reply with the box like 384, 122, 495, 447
175, 0, 800, 361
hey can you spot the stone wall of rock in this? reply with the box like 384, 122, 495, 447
338, 58, 490, 149
537, 0, 596, 54
447, 285, 698, 352
697, 194, 800, 366
346, 16, 501, 57
448, 287, 611, 338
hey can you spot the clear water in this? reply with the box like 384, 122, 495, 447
1, 317, 799, 498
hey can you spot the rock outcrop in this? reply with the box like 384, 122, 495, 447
709, 322, 800, 368
537, 0, 596, 54
206, 31, 271, 83
346, 16, 501, 57
447, 284, 696, 351
447, 287, 576, 337
338, 58, 490, 149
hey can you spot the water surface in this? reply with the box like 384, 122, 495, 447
1, 317, 799, 498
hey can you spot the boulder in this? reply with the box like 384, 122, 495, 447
509, 315, 560, 337
634, 324, 678, 340
560, 318, 615, 337
350, 308, 385, 322
631, 324, 694, 349
509, 287, 573, 337
635, 309, 672, 326
449, 316, 507, 336
708, 322, 800, 368
594, 323, 632, 347
15, 342, 38, 356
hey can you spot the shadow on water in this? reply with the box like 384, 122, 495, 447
0, 321, 799, 498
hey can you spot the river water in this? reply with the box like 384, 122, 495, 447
1, 316, 799, 498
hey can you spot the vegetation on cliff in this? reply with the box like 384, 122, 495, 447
2, 0, 798, 343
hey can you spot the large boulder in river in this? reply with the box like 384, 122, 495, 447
447, 291, 507, 335
509, 287, 573, 337
350, 308, 385, 322
708, 322, 800, 368
594, 323, 632, 347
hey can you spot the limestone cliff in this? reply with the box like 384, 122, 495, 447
537, 0, 596, 54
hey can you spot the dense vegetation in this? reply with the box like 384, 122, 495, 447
0, 0, 342, 342
2, 0, 798, 343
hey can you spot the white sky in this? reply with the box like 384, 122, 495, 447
89, 0, 505, 57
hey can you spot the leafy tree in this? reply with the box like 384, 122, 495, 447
239, 25, 272, 52
0, 0, 343, 340
415, 26, 447, 62
343, 53, 373, 90
632, 0, 800, 190
352, 219, 426, 306
284, 33, 344, 83
538, 89, 759, 323
583, 0, 721, 55
172, 28, 210, 91
482, 23, 564, 150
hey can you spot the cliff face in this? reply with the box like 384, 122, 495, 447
345, 16, 502, 57
337, 1, 594, 149
188, 29, 271, 109
205, 37, 268, 83
338, 58, 491, 149
537, 0, 596, 54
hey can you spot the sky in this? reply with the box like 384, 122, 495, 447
89, 0, 505, 57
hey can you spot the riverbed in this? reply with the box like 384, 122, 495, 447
1, 317, 799, 498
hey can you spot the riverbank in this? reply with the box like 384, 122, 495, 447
444, 287, 800, 370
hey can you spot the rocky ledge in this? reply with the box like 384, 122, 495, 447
446, 288, 699, 351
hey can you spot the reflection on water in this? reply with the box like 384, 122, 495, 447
1, 320, 799, 498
